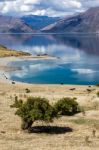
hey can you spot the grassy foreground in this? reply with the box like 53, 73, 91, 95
0, 82, 99, 150
0, 45, 31, 57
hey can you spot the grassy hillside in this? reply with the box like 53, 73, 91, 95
0, 45, 31, 57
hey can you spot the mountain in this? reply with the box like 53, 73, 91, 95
21, 15, 60, 30
41, 7, 99, 33
0, 15, 35, 33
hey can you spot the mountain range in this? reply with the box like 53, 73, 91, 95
0, 15, 35, 33
41, 7, 99, 33
0, 15, 59, 33
21, 15, 60, 30
0, 6, 99, 33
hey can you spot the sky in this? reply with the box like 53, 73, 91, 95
0, 0, 99, 17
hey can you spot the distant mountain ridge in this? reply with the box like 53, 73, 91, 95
0, 15, 35, 33
21, 15, 60, 30
1, 6, 99, 33
41, 7, 99, 33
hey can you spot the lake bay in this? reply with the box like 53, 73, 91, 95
0, 34, 99, 85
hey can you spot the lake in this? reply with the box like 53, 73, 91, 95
0, 34, 99, 85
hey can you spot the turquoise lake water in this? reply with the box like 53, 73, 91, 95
0, 34, 99, 85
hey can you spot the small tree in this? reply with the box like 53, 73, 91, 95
54, 97, 80, 116
12, 97, 58, 131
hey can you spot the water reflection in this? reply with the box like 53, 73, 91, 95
0, 34, 99, 84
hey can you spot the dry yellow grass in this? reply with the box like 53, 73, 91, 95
0, 82, 99, 150
0, 45, 30, 57
0, 45, 57, 59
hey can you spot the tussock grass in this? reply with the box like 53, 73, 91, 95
70, 118, 99, 126
0, 45, 30, 57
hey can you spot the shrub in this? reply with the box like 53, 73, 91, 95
11, 97, 80, 132
12, 81, 15, 84
96, 84, 99, 87
86, 89, 92, 93
12, 97, 58, 130
54, 97, 80, 116
25, 88, 31, 93
97, 91, 99, 97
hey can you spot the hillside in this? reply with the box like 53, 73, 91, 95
0, 15, 35, 33
21, 15, 60, 30
0, 45, 31, 57
41, 7, 99, 33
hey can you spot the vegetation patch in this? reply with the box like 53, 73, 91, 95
70, 118, 99, 126
54, 97, 80, 116
11, 97, 58, 131
11, 96, 80, 133
0, 45, 31, 57
25, 88, 31, 93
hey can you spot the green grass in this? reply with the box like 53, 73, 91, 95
70, 118, 99, 126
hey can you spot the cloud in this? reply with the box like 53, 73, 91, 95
0, 0, 99, 16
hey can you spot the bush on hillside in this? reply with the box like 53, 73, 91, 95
54, 97, 80, 116
12, 97, 58, 130
25, 88, 31, 93
11, 97, 80, 132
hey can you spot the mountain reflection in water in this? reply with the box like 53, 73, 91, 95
0, 34, 99, 85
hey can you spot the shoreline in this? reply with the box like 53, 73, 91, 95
0, 56, 98, 86
0, 54, 57, 65
0, 56, 57, 84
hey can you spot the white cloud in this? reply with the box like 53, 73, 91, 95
24, 0, 40, 5
0, 0, 99, 16
63, 0, 82, 8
